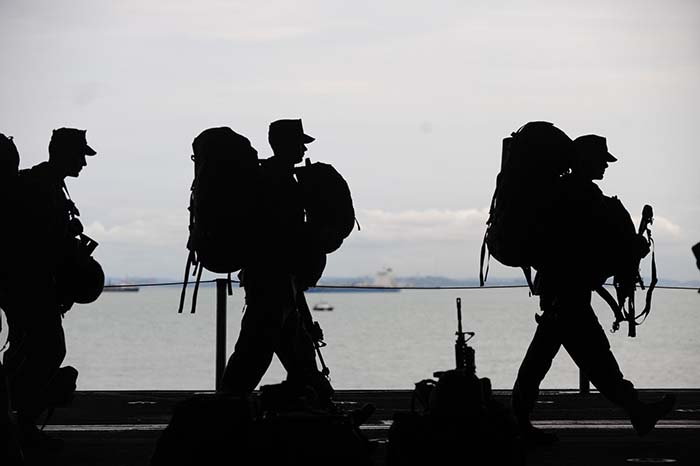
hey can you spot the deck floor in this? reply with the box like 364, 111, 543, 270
15, 389, 700, 465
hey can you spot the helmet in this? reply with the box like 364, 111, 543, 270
57, 255, 105, 305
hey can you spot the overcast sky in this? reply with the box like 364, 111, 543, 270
2, 0, 699, 281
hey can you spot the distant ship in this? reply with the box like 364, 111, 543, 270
103, 280, 140, 292
307, 267, 401, 293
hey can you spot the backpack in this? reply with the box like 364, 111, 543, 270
479, 121, 574, 286
178, 127, 261, 313
294, 159, 357, 255
150, 393, 257, 466
388, 373, 521, 466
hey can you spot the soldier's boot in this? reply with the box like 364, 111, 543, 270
630, 394, 677, 436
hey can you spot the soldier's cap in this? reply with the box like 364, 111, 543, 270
268, 119, 315, 145
50, 128, 96, 156
573, 134, 616, 163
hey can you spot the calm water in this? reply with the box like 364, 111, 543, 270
3, 286, 698, 391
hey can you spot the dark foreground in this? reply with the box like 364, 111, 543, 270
18, 389, 700, 465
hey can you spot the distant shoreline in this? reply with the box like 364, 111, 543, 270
104, 275, 700, 289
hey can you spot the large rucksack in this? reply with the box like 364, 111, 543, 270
294, 159, 357, 255
150, 393, 257, 466
479, 121, 574, 286
178, 127, 261, 313
388, 372, 522, 466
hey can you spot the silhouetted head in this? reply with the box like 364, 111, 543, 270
572, 134, 616, 181
48, 128, 96, 178
692, 242, 700, 271
0, 133, 20, 182
268, 119, 314, 166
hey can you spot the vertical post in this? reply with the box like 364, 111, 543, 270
215, 278, 227, 391
579, 369, 590, 394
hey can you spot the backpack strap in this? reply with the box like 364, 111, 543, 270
479, 187, 499, 287
479, 231, 490, 287
522, 266, 535, 295
178, 193, 197, 314
61, 181, 81, 219
190, 262, 203, 314
595, 285, 625, 333
635, 225, 658, 326
177, 250, 195, 313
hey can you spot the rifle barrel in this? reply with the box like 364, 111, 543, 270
456, 297, 463, 334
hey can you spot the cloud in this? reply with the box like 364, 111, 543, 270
631, 215, 683, 240
352, 208, 489, 243
84, 215, 185, 248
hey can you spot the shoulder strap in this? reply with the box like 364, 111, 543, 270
177, 250, 195, 314
479, 231, 490, 287
595, 285, 625, 332
635, 226, 658, 325
61, 181, 80, 219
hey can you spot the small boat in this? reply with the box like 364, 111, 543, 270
312, 301, 334, 311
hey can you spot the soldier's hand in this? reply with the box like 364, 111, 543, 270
311, 321, 325, 342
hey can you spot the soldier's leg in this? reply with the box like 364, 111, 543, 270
5, 312, 66, 422
559, 293, 638, 409
221, 292, 286, 394
276, 307, 318, 381
559, 290, 675, 436
276, 307, 334, 406
511, 312, 562, 426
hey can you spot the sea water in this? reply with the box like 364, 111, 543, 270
3, 286, 698, 391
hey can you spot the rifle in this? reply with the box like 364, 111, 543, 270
611, 204, 656, 337
295, 288, 331, 379
454, 297, 476, 373
693, 242, 700, 293
432, 297, 476, 379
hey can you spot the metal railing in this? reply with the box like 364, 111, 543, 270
104, 279, 697, 393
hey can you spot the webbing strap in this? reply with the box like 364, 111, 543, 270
637, 239, 657, 325
595, 285, 625, 332
190, 262, 203, 314
479, 231, 490, 287
627, 290, 637, 337
522, 266, 534, 295
177, 250, 194, 313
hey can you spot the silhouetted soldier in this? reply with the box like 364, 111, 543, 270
0, 133, 20, 303
693, 242, 700, 292
221, 119, 333, 408
2, 128, 96, 451
511, 134, 676, 445
0, 133, 24, 464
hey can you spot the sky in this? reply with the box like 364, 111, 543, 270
1, 0, 699, 281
